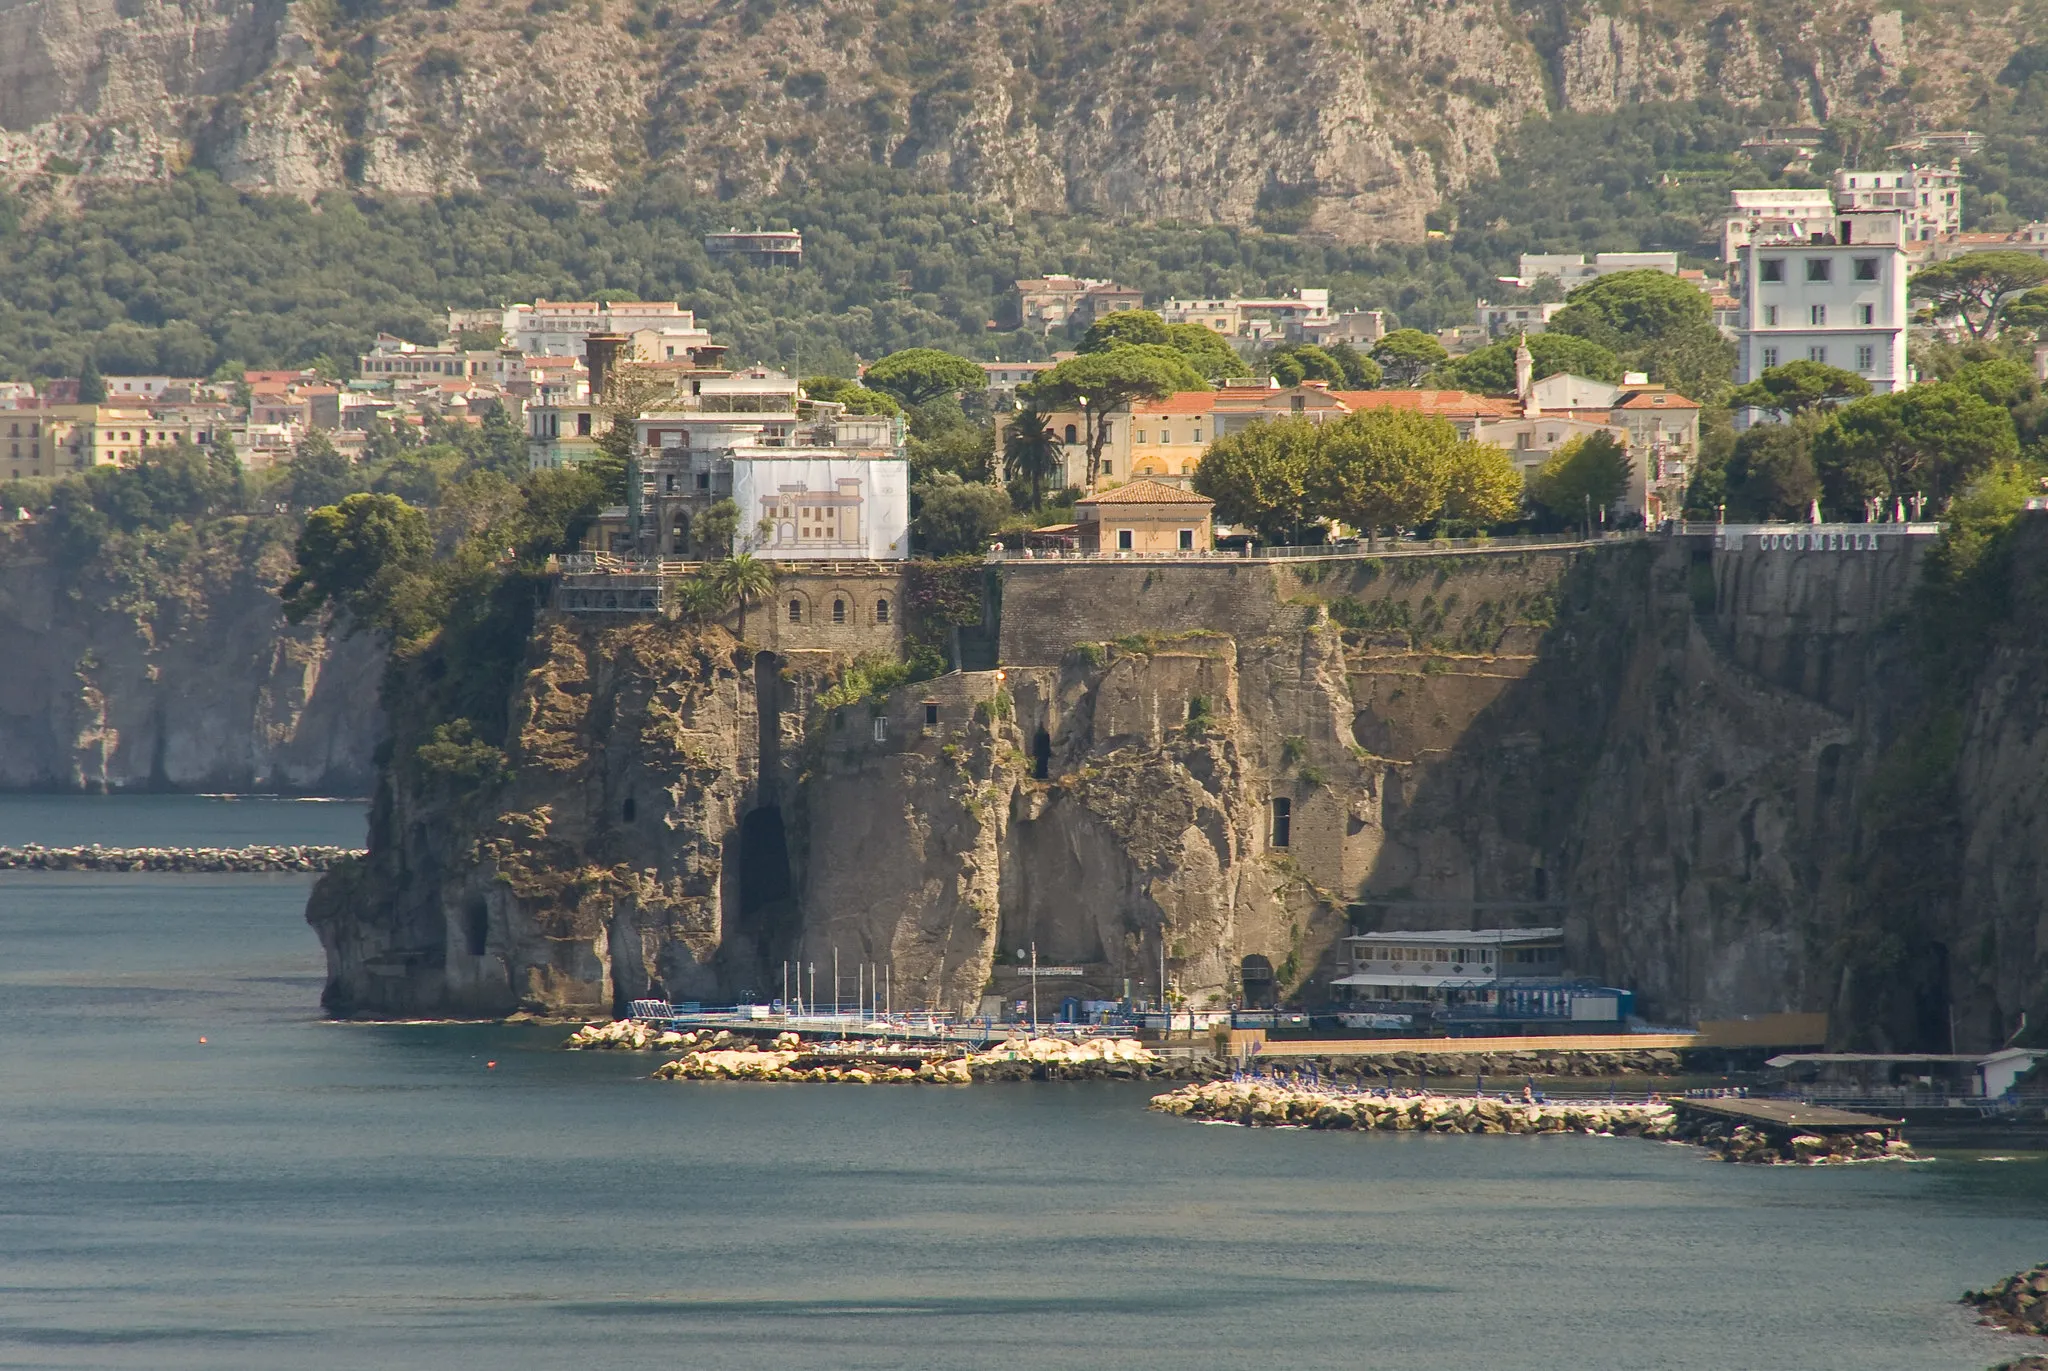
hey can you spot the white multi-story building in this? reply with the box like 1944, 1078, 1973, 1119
1156, 289, 1330, 341
1832, 165, 1961, 242
1505, 252, 1679, 289
1721, 189, 1837, 263
1734, 210, 1910, 396
502, 300, 711, 358
1475, 299, 1566, 338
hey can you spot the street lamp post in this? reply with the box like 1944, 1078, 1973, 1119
1029, 941, 1039, 1031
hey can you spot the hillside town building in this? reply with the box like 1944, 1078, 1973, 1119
1721, 188, 1838, 263
1832, 164, 1962, 241
1734, 210, 1911, 396
501, 300, 712, 359
1072, 479, 1214, 553
573, 368, 910, 561
1504, 252, 1680, 289
701, 230, 804, 266
1475, 300, 1566, 339
1156, 289, 1332, 342
1013, 276, 1144, 332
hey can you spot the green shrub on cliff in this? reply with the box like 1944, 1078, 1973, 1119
413, 719, 512, 791
280, 493, 434, 637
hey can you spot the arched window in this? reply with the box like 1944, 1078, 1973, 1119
1063, 424, 1078, 444
875, 598, 890, 624
788, 598, 803, 623
832, 598, 847, 624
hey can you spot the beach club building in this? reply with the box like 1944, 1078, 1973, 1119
1331, 927, 1634, 1031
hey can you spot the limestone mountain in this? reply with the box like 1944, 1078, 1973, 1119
3, 0, 2039, 243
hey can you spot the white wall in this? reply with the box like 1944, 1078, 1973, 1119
732, 456, 911, 561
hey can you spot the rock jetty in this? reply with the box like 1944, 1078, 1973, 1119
1152, 1081, 1924, 1163
565, 1021, 1169, 1083
1966, 1263, 2048, 1340
1150, 1080, 1679, 1138
1681, 1119, 1912, 1165
0, 844, 362, 872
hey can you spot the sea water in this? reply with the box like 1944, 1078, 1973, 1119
0, 799, 2042, 1371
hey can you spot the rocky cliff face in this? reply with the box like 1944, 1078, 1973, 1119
3, 0, 2034, 241
312, 530, 2047, 1049
0, 521, 382, 792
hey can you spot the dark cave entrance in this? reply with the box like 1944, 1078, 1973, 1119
737, 806, 793, 916
1914, 940, 1953, 1051
1240, 954, 1277, 1009
1031, 728, 1052, 779
462, 897, 489, 957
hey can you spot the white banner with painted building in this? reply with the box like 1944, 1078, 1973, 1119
731, 455, 910, 561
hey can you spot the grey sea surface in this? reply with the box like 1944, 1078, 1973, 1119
0, 797, 2041, 1371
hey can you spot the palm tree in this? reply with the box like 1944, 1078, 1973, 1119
1002, 406, 1064, 509
671, 574, 731, 625
709, 553, 776, 640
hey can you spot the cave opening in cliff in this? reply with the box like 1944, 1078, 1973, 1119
755, 650, 781, 802
1032, 728, 1051, 779
1240, 955, 1277, 1009
462, 898, 489, 957
737, 806, 793, 915
1915, 940, 1953, 1051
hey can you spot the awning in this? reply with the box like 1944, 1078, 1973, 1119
1330, 974, 1495, 989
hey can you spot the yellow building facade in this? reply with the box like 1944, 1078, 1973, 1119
1074, 478, 1215, 553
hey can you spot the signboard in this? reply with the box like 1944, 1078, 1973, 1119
731, 456, 909, 561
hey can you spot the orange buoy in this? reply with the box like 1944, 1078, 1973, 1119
486, 1060, 497, 1069
198, 1037, 208, 1044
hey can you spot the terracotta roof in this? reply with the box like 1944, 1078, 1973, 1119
1135, 392, 1220, 416
1329, 389, 1518, 417
1077, 478, 1215, 506
1615, 390, 1701, 410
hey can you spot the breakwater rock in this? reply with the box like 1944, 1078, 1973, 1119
0, 844, 363, 872
1684, 1119, 1912, 1165
568, 1022, 1175, 1084
653, 1049, 973, 1084
1150, 1080, 1679, 1138
1966, 1263, 2048, 1339
1264, 1048, 1683, 1079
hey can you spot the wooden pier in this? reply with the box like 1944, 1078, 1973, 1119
1671, 1098, 1904, 1136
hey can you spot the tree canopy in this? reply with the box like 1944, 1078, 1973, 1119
1527, 432, 1632, 525
1079, 311, 1169, 352
803, 375, 902, 415
1729, 360, 1871, 416
1268, 341, 1381, 389
1191, 416, 1326, 544
1163, 322, 1245, 380
1027, 348, 1208, 485
1910, 252, 2048, 338
1369, 329, 1449, 386
862, 348, 985, 407
1439, 333, 1621, 394
1313, 409, 1461, 537
279, 492, 433, 637
1812, 383, 2020, 512
1549, 270, 1710, 351
913, 471, 1012, 555
1719, 419, 1823, 521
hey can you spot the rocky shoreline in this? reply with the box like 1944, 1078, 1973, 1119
0, 844, 363, 872
1967, 1263, 2048, 1344
567, 1021, 1185, 1083
1145, 1080, 1920, 1164
1150, 1079, 1680, 1140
